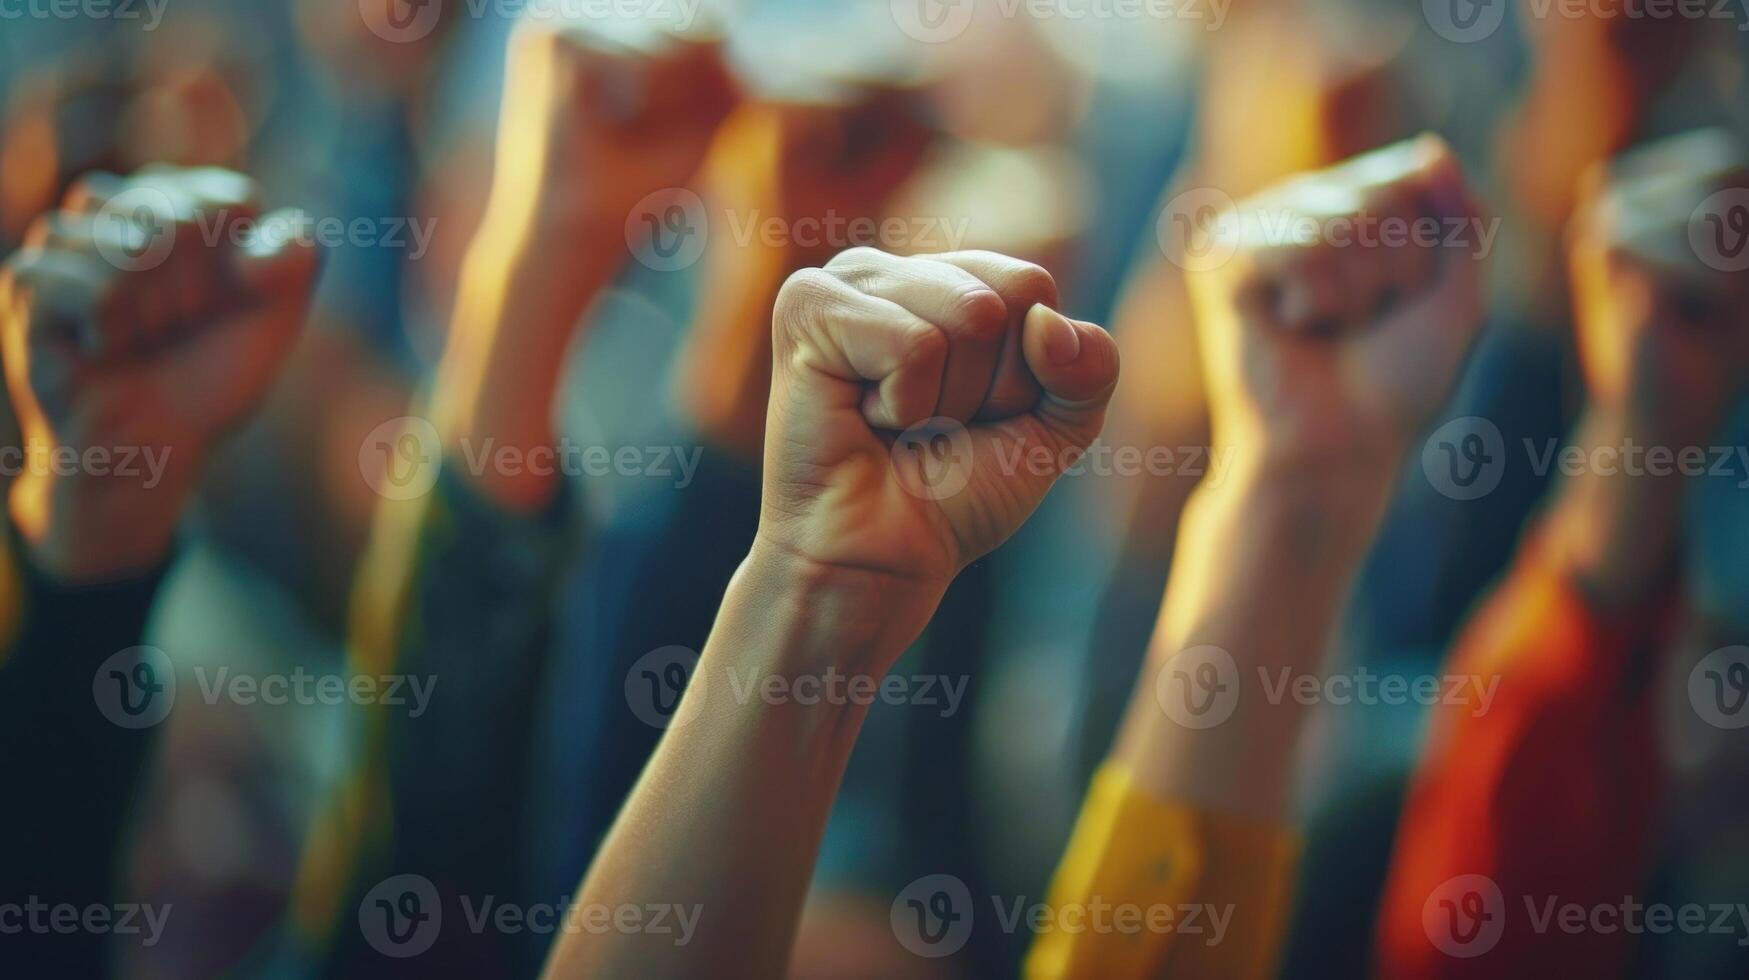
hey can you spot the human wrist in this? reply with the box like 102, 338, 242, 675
718, 537, 946, 680
9, 463, 191, 584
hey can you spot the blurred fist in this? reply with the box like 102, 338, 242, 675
1569, 129, 1749, 440
0, 167, 319, 580
488, 16, 737, 251
759, 248, 1118, 599
1185, 135, 1488, 478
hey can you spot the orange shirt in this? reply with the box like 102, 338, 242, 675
1376, 533, 1675, 978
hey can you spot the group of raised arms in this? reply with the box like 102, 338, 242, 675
2, 4, 1748, 979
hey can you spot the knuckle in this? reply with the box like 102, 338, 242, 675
897, 319, 947, 368
824, 246, 888, 276
1007, 261, 1058, 304
945, 282, 1006, 338
774, 268, 840, 335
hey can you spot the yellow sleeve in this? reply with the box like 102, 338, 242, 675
1025, 764, 1301, 980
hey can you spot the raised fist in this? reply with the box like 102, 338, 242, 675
487, 13, 738, 253
1568, 128, 1749, 440
1183, 135, 1489, 479
758, 248, 1118, 601
0, 167, 319, 580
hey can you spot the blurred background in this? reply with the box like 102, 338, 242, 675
4, 0, 1749, 976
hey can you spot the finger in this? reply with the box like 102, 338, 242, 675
159, 213, 322, 439
823, 248, 1006, 421
925, 250, 1059, 419
63, 170, 126, 213
0, 247, 125, 356
772, 267, 946, 431
1020, 304, 1120, 455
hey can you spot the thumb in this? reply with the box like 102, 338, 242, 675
1019, 303, 1119, 454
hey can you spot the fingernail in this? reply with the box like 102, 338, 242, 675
1030, 304, 1080, 365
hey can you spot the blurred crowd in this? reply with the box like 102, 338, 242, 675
2, 0, 1749, 977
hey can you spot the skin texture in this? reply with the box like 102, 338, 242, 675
543, 248, 1118, 979
0, 166, 319, 583
1108, 135, 1490, 823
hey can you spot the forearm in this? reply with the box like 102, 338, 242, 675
1113, 461, 1394, 823
431, 221, 620, 513
545, 545, 939, 979
1544, 406, 1693, 610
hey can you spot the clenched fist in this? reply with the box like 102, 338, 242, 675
488, 14, 737, 258
0, 167, 319, 581
757, 248, 1118, 613
1569, 128, 1749, 442
1185, 135, 1489, 481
